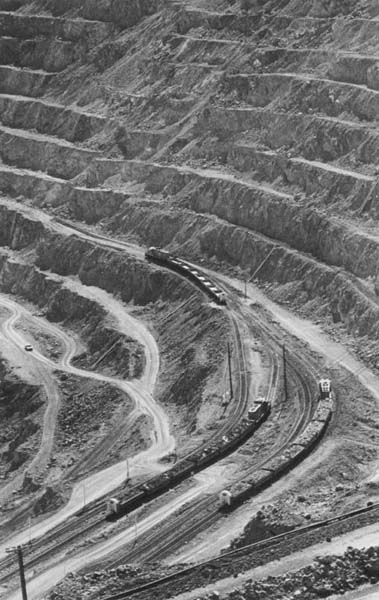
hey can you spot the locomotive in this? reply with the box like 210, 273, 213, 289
318, 378, 332, 399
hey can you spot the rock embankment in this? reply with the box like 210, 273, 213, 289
45, 544, 379, 600
199, 546, 379, 600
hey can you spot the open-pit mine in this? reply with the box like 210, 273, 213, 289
1, 1, 379, 600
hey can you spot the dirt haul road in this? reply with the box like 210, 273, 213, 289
0, 301, 61, 503
0, 291, 174, 555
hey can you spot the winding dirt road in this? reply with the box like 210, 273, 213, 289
0, 301, 63, 504
0, 289, 174, 556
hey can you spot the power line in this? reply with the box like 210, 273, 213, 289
283, 344, 288, 403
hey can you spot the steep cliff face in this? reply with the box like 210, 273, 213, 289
0, 359, 43, 477
36, 231, 195, 305
0, 204, 44, 249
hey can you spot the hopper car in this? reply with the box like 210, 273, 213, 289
106, 399, 270, 518
219, 385, 333, 510
145, 247, 227, 305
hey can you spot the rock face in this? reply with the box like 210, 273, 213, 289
0, 359, 43, 478
34, 0, 161, 27
1, 0, 376, 359
36, 231, 194, 305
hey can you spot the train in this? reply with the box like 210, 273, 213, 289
219, 380, 333, 509
111, 243, 334, 518
145, 247, 227, 305
106, 399, 270, 517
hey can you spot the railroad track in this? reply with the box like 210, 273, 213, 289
0, 334, 312, 582
100, 307, 315, 568
0, 272, 254, 584
0, 504, 103, 580
101, 500, 379, 600
0, 226, 319, 589
67, 412, 141, 481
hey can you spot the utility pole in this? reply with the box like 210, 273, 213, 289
28, 516, 32, 545
133, 512, 138, 547
283, 344, 288, 403
6, 545, 28, 600
126, 458, 130, 483
17, 546, 28, 600
244, 279, 247, 299
227, 343, 233, 401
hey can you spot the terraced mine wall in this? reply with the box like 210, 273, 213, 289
0, 359, 43, 476
24, 0, 162, 27
35, 232, 196, 306
0, 249, 145, 379
83, 159, 379, 278
0, 199, 231, 434
0, 0, 378, 392
66, 160, 379, 343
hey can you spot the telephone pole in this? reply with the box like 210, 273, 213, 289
17, 546, 28, 600
5, 545, 28, 600
227, 342, 233, 401
283, 344, 288, 403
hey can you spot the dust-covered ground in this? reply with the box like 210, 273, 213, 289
2, 0, 379, 597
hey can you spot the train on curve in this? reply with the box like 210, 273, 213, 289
219, 379, 333, 509
106, 398, 270, 517
145, 247, 227, 305
107, 246, 334, 520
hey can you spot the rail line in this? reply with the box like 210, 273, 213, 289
98, 309, 315, 568
101, 500, 379, 600
0, 227, 319, 590
0, 265, 255, 584
104, 375, 313, 566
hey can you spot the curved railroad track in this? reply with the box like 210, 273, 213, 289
0, 266, 257, 584
97, 299, 316, 568
0, 226, 319, 591
100, 500, 379, 600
